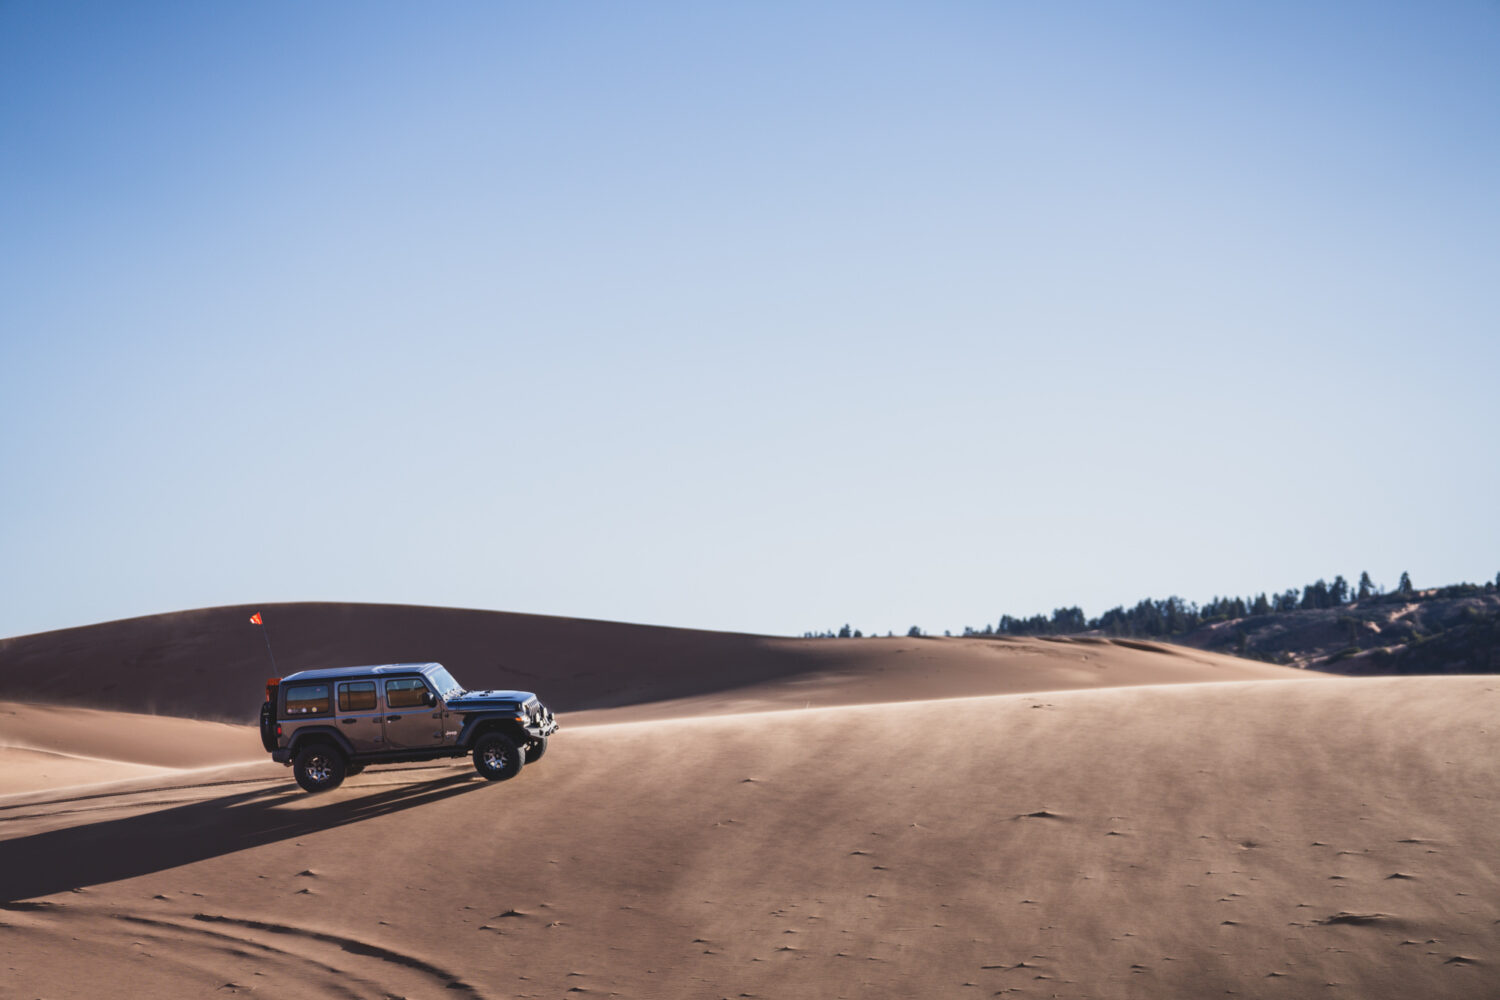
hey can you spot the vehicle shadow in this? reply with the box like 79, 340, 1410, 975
0, 771, 486, 904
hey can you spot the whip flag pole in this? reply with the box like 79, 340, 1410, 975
249, 611, 279, 674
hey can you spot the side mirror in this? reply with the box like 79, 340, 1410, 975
423, 691, 437, 707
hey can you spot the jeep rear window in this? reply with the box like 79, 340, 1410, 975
337, 681, 377, 712
384, 678, 429, 709
284, 683, 330, 715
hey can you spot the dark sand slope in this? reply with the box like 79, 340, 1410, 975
3, 677, 1496, 999
0, 602, 1304, 722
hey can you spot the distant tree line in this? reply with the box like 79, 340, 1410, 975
800, 624, 922, 638
975, 570, 1437, 639
1368, 602, 1500, 674
805, 570, 1500, 640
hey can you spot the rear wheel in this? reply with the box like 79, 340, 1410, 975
293, 744, 347, 793
472, 733, 525, 781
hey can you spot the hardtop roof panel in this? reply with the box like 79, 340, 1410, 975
280, 662, 444, 683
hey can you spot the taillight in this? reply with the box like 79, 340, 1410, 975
276, 724, 282, 736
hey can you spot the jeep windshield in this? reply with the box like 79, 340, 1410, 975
428, 665, 463, 700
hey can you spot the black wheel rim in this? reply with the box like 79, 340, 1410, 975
305, 754, 333, 784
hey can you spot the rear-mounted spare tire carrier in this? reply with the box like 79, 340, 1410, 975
259, 678, 281, 753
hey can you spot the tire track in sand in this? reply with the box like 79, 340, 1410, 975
186, 913, 484, 995
3, 901, 487, 998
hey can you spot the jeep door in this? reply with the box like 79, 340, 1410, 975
335, 680, 384, 752
382, 677, 445, 750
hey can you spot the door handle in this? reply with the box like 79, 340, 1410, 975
386, 715, 401, 722
341, 719, 357, 725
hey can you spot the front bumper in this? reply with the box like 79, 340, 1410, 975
528, 709, 559, 738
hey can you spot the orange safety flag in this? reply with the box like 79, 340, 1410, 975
249, 612, 263, 625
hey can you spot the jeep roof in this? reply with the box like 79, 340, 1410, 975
279, 661, 447, 683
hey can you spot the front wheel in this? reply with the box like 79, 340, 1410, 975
472, 733, 525, 781
524, 736, 547, 764
293, 744, 347, 793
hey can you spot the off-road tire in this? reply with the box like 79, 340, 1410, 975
524, 736, 547, 764
293, 744, 347, 793
473, 732, 525, 781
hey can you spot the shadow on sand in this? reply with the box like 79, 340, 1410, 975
0, 771, 485, 903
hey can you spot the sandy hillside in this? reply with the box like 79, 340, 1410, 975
0, 603, 1300, 722
0, 700, 255, 794
2, 611, 1496, 998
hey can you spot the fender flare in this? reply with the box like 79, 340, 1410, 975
286, 726, 355, 758
456, 713, 527, 749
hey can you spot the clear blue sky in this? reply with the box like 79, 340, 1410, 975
2, 1, 1497, 639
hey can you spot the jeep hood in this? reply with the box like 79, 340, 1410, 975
448, 689, 537, 708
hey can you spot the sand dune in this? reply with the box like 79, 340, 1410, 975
0, 700, 260, 795
3, 609, 1494, 997
2, 681, 1497, 996
0, 746, 173, 795
0, 602, 1305, 722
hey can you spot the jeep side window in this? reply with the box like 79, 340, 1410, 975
385, 678, 430, 709
284, 683, 330, 715
337, 681, 377, 712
